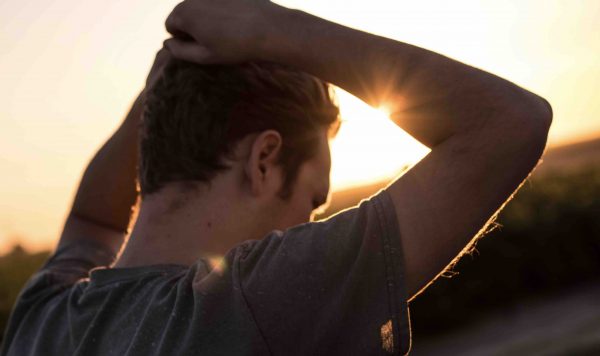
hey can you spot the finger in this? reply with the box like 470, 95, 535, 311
165, 3, 194, 40
164, 38, 214, 64
165, 3, 182, 35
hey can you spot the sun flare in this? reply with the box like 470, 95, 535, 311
330, 89, 430, 191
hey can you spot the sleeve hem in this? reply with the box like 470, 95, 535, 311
42, 239, 117, 276
373, 189, 413, 355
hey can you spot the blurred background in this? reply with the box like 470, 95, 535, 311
1, 0, 599, 354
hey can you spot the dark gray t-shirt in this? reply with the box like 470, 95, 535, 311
1, 189, 412, 355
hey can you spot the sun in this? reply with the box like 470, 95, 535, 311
329, 88, 430, 191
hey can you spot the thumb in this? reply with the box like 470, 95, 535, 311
163, 38, 214, 64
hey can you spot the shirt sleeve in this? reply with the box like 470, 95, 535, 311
17, 240, 116, 300
0, 240, 115, 355
237, 189, 412, 356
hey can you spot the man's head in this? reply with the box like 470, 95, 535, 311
139, 59, 340, 230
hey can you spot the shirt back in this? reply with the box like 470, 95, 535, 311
1, 190, 412, 355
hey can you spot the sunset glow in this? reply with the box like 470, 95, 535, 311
331, 90, 429, 190
1, 0, 599, 254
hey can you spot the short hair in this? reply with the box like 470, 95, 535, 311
139, 59, 340, 199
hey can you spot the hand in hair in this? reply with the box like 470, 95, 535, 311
164, 0, 274, 64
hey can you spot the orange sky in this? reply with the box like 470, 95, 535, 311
1, 0, 599, 254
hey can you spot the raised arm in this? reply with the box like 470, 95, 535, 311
164, 1, 552, 300
57, 93, 141, 256
57, 49, 171, 259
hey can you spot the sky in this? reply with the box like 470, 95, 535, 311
1, 0, 599, 254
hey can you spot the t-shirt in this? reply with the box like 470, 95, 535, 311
1, 189, 412, 355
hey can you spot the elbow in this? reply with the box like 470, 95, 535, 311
530, 95, 553, 148
535, 96, 553, 134
542, 98, 553, 130
488, 91, 553, 168
515, 90, 553, 134
507, 94, 553, 162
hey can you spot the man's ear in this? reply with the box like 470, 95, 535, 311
245, 130, 283, 196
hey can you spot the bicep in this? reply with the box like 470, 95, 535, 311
387, 125, 547, 301
58, 213, 124, 253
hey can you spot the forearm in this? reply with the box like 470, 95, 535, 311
56, 49, 169, 257
69, 93, 143, 233
259, 6, 551, 147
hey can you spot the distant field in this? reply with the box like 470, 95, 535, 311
536, 137, 600, 176
411, 282, 600, 356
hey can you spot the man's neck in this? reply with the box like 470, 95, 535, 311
113, 182, 259, 268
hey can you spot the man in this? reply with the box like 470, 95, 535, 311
1, 0, 552, 355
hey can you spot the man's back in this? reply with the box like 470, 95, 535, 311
2, 191, 412, 355
9, 255, 268, 355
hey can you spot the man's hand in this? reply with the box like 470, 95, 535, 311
164, 0, 273, 64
